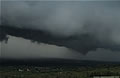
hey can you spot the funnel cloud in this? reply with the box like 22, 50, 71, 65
0, 0, 120, 60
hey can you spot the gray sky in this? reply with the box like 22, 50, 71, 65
1, 1, 120, 61
1, 35, 120, 61
0, 35, 83, 59
2, 0, 120, 1
1, 1, 120, 41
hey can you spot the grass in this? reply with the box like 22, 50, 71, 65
0, 65, 120, 78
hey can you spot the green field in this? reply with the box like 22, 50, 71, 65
0, 65, 120, 78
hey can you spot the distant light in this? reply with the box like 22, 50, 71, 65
93, 76, 120, 78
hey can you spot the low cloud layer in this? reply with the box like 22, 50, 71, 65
1, 35, 120, 61
0, 35, 83, 59
1, 1, 120, 42
83, 48, 120, 61
1, 1, 120, 56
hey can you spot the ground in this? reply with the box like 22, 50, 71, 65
0, 64, 120, 78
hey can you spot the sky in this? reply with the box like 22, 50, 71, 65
1, 35, 120, 61
0, 0, 120, 61
0, 35, 83, 59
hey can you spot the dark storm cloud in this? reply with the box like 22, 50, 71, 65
1, 1, 120, 54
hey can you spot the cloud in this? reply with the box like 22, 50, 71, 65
1, 1, 120, 54
0, 35, 83, 59
83, 48, 120, 61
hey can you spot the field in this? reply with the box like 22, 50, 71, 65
0, 64, 120, 78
